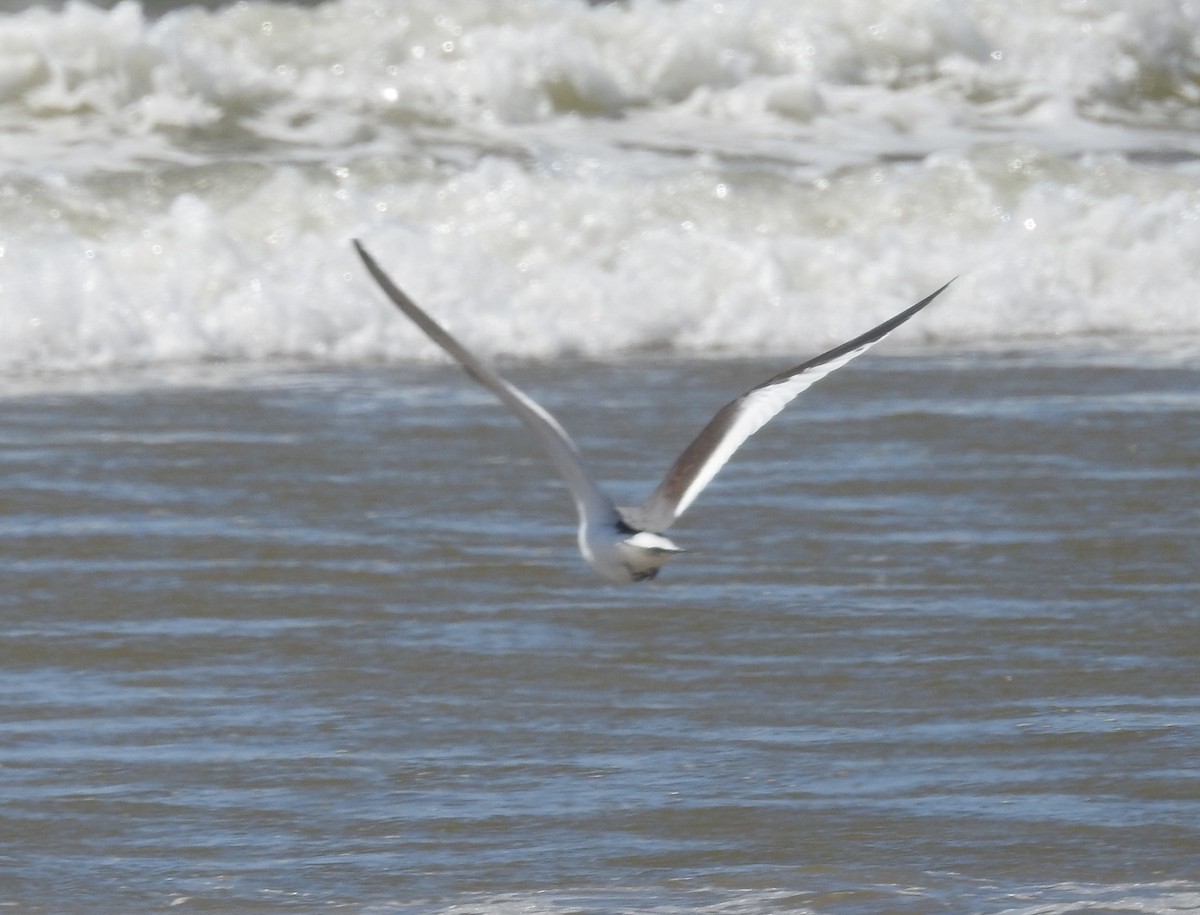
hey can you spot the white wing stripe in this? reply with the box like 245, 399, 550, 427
667, 339, 874, 520
634, 280, 953, 531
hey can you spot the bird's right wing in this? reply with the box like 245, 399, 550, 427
627, 281, 953, 533
353, 241, 620, 528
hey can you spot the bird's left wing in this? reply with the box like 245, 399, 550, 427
354, 241, 621, 529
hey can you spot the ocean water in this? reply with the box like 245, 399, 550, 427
3, 0, 1200, 371
2, 1, 1199, 912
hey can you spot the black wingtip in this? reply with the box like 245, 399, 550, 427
851, 277, 954, 337
902, 276, 955, 320
351, 239, 423, 318
772, 276, 960, 379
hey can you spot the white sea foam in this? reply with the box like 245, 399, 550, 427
2, 0, 1200, 375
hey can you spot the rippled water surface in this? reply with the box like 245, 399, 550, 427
5, 0, 1200, 909
2, 351, 1198, 913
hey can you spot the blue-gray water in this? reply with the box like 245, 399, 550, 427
3, 351, 1198, 913
5, 0, 1200, 910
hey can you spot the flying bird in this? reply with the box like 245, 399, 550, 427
354, 240, 951, 583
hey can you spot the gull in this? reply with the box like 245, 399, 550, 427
354, 240, 951, 583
